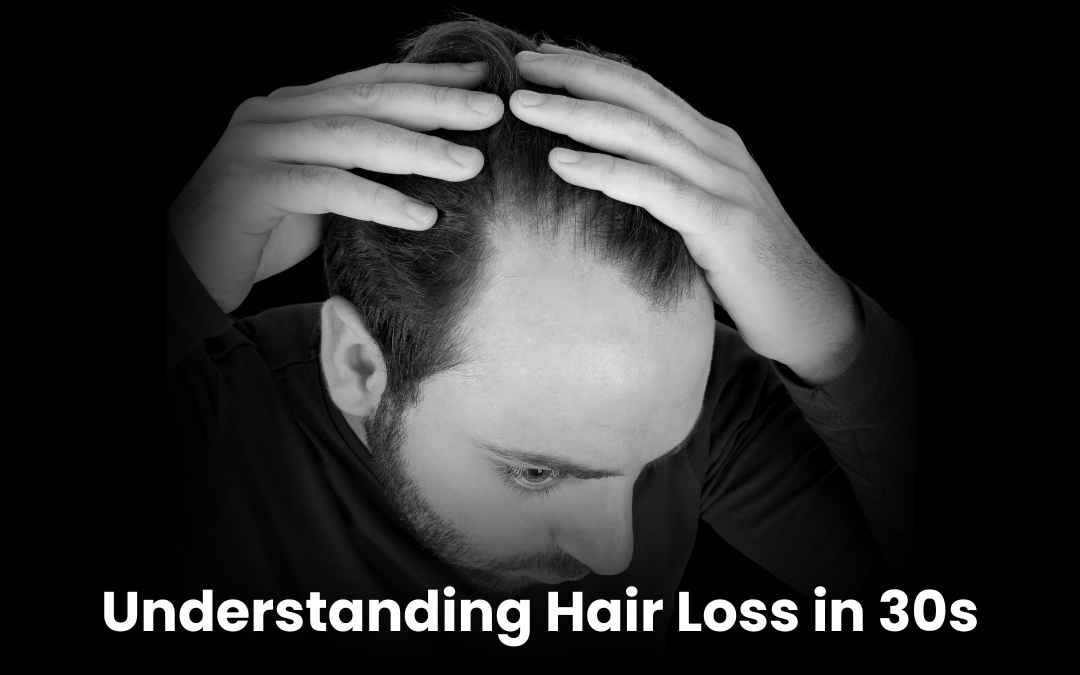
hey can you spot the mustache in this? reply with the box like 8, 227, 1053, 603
485, 543, 592, 579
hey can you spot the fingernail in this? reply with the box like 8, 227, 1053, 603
556, 148, 584, 164
462, 62, 486, 72
518, 51, 543, 62
404, 201, 434, 223
468, 92, 499, 114
447, 146, 479, 168
517, 90, 547, 107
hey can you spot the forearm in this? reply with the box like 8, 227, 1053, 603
773, 281, 917, 584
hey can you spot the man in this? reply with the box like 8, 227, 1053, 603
159, 17, 914, 662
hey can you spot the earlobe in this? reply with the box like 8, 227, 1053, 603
321, 296, 386, 419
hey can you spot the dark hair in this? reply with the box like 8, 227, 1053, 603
324, 16, 701, 447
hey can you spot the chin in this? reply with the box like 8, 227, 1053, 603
456, 565, 594, 598
453, 566, 545, 598
521, 569, 590, 584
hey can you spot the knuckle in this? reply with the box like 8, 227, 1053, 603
430, 85, 453, 109
583, 101, 627, 132
683, 185, 724, 223
717, 122, 743, 144
292, 116, 321, 140
323, 169, 352, 199
250, 164, 288, 195
703, 118, 744, 147
630, 70, 683, 109
638, 72, 666, 95
564, 96, 590, 119
255, 164, 334, 201
627, 68, 653, 89
651, 166, 720, 222
597, 154, 620, 179
644, 80, 678, 108
699, 194, 726, 223
232, 96, 266, 124
562, 53, 616, 78
637, 164, 680, 211
347, 82, 381, 107
218, 124, 261, 170
364, 182, 392, 209
372, 125, 400, 154
315, 115, 376, 144
300, 165, 337, 199
562, 54, 591, 71
267, 86, 298, 99
296, 164, 323, 186
640, 114, 691, 150
652, 165, 685, 195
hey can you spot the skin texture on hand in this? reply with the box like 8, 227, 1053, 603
510, 44, 864, 386
167, 62, 505, 314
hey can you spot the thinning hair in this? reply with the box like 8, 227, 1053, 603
324, 16, 701, 450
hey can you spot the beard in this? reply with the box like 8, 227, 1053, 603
365, 399, 591, 597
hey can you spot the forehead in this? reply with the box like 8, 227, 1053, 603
420, 231, 715, 463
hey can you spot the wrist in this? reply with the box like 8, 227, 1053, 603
783, 284, 866, 387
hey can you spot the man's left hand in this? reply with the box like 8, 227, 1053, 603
511, 45, 864, 386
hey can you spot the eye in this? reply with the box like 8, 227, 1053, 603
496, 465, 564, 498
518, 468, 556, 485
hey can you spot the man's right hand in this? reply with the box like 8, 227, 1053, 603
168, 62, 504, 314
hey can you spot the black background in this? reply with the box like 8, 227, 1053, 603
111, 3, 993, 662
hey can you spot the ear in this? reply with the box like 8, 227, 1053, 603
321, 296, 387, 419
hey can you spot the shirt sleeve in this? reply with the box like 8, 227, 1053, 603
163, 223, 234, 371
162, 222, 240, 551
698, 282, 915, 604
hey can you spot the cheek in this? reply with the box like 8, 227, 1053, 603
402, 412, 553, 556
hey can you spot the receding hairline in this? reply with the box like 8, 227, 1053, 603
483, 207, 707, 308
420, 222, 713, 389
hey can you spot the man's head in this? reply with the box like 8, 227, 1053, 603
320, 17, 715, 595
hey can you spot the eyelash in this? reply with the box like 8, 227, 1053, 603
496, 465, 565, 499
494, 446, 684, 500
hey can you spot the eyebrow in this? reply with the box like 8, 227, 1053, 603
475, 405, 705, 481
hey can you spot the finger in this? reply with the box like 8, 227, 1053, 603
515, 52, 741, 158
516, 51, 692, 120
245, 115, 484, 181
536, 43, 632, 71
545, 148, 742, 272
249, 161, 437, 230
254, 213, 323, 282
233, 82, 503, 130
268, 62, 488, 99
509, 90, 741, 194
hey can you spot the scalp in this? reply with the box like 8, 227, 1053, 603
324, 14, 705, 419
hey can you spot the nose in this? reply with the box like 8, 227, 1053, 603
554, 479, 635, 576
